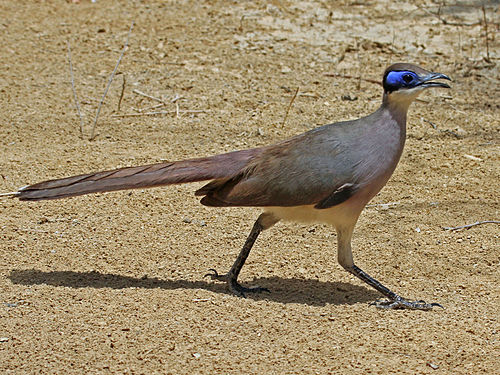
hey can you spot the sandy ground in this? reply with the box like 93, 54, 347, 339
0, 1, 499, 374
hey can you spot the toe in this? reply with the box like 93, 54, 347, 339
229, 281, 270, 297
372, 298, 441, 311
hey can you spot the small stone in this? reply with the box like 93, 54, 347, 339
453, 127, 467, 137
341, 94, 358, 101
182, 217, 192, 223
192, 352, 201, 359
426, 362, 439, 370
0, 337, 9, 342
38, 217, 49, 224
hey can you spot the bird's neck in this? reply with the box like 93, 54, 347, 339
381, 92, 411, 130
381, 91, 418, 117
372, 94, 409, 164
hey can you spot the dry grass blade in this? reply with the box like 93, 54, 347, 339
111, 110, 207, 117
132, 89, 165, 104
90, 21, 134, 141
117, 74, 126, 112
443, 220, 500, 231
281, 87, 299, 128
416, 4, 480, 27
482, 6, 491, 62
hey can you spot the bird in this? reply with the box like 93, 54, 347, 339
2, 63, 451, 310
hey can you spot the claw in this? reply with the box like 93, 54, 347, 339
205, 269, 269, 297
204, 268, 220, 278
430, 302, 445, 309
204, 268, 228, 282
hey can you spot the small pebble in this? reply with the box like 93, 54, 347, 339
427, 362, 439, 370
341, 94, 358, 101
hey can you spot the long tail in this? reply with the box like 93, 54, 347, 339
11, 149, 259, 201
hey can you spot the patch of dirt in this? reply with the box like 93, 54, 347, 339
0, 1, 498, 374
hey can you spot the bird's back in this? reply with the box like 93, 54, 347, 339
198, 105, 406, 209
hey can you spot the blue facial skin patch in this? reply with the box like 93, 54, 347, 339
385, 71, 419, 89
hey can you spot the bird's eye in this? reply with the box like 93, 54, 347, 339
402, 74, 413, 83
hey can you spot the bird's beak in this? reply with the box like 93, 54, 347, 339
418, 72, 452, 89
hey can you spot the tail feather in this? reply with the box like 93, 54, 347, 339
17, 149, 260, 201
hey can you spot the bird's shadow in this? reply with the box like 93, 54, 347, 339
8, 269, 379, 306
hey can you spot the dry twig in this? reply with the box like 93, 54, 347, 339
482, 6, 491, 62
90, 21, 134, 141
172, 94, 184, 118
443, 221, 500, 231
423, 119, 462, 138
366, 202, 400, 208
67, 41, 84, 138
281, 87, 299, 128
171, 94, 184, 103
111, 110, 207, 118
132, 89, 165, 104
117, 74, 126, 112
417, 5, 480, 27
132, 90, 185, 115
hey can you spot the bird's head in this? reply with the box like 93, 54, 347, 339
382, 63, 451, 109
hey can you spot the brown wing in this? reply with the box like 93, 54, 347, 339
196, 124, 360, 208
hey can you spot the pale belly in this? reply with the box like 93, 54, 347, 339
265, 170, 394, 229
265, 204, 353, 227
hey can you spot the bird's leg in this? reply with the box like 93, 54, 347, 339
337, 225, 442, 311
345, 264, 442, 310
206, 212, 279, 297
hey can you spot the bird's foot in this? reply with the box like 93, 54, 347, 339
371, 297, 443, 311
205, 269, 269, 297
